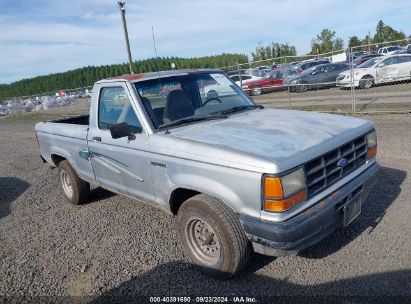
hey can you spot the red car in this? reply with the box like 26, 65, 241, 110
353, 54, 383, 66
241, 68, 299, 95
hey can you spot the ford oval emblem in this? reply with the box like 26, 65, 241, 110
337, 158, 348, 168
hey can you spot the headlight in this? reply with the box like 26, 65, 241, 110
263, 168, 307, 212
366, 131, 377, 158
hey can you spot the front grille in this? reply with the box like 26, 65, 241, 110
305, 134, 367, 198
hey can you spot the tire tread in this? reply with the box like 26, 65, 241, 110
58, 160, 90, 205
177, 194, 250, 278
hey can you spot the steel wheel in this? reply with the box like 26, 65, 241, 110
60, 170, 74, 199
177, 194, 251, 278
185, 217, 221, 266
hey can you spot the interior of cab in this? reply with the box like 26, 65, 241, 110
134, 73, 252, 129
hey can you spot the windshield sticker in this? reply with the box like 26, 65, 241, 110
210, 74, 232, 86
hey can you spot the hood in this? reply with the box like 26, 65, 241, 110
162, 108, 373, 173
339, 68, 373, 77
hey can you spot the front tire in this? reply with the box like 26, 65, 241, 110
252, 86, 262, 96
177, 194, 251, 279
359, 75, 374, 89
58, 160, 90, 205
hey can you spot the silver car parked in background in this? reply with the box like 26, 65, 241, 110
336, 54, 411, 89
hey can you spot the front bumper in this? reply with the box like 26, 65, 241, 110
240, 161, 380, 256
336, 79, 359, 87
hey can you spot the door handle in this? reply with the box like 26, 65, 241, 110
93, 136, 101, 142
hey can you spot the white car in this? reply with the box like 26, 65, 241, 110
336, 54, 411, 89
377, 46, 402, 55
229, 74, 261, 86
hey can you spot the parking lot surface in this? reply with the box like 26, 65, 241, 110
0, 109, 410, 301
253, 82, 411, 112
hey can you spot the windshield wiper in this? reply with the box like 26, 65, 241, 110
220, 104, 264, 115
158, 114, 228, 130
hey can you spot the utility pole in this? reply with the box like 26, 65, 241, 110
117, 1, 134, 74
368, 30, 371, 52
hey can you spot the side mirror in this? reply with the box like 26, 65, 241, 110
110, 122, 141, 140
377, 63, 385, 68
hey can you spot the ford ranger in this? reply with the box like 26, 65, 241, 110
35, 69, 379, 278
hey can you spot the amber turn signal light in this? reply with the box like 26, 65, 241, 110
367, 146, 377, 159
264, 189, 307, 212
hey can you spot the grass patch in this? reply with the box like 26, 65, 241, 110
1, 112, 56, 122
1, 111, 85, 122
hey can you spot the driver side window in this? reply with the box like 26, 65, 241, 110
382, 57, 396, 66
98, 87, 142, 133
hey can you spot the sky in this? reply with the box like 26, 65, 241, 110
0, 0, 410, 84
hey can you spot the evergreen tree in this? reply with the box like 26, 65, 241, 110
0, 53, 248, 100
376, 20, 385, 32
348, 36, 361, 48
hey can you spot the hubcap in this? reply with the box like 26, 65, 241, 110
365, 80, 372, 88
253, 87, 262, 95
60, 170, 73, 198
362, 78, 372, 88
185, 217, 221, 265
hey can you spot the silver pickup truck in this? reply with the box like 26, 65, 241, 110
35, 69, 379, 278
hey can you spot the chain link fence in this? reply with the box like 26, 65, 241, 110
221, 38, 411, 113
0, 86, 92, 116
1, 38, 411, 117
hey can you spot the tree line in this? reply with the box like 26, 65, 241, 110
1, 20, 410, 100
0, 54, 247, 100
252, 20, 410, 61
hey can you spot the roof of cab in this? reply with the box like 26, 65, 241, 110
96, 68, 223, 84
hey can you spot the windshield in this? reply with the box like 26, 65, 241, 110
301, 65, 320, 75
244, 69, 261, 77
134, 72, 255, 130
358, 58, 381, 68
388, 46, 400, 51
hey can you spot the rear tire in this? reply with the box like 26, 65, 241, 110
58, 160, 90, 205
359, 75, 374, 89
177, 194, 251, 279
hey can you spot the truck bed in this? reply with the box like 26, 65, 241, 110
51, 114, 89, 125
35, 115, 94, 182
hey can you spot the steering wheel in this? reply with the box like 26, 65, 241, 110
203, 97, 222, 106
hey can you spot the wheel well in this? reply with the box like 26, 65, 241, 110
169, 188, 200, 215
361, 74, 374, 79
51, 154, 66, 167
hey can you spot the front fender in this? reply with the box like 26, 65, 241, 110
167, 164, 262, 219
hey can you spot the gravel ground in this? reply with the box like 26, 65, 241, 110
0, 110, 410, 302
